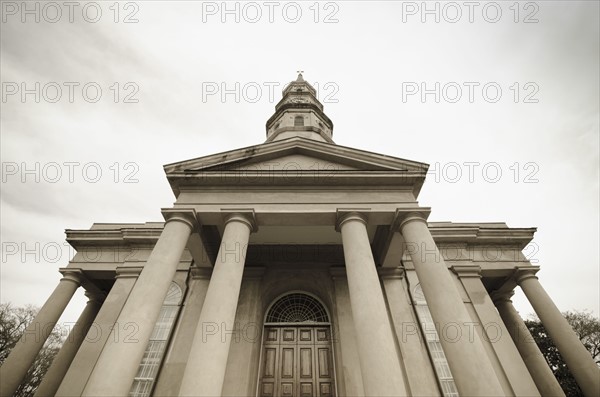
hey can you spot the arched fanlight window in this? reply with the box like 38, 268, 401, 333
129, 283, 182, 397
413, 283, 426, 303
266, 293, 329, 323
163, 283, 182, 305
294, 115, 304, 127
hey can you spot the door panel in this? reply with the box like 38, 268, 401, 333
282, 329, 295, 342
299, 329, 312, 342
300, 382, 313, 397
261, 382, 275, 397
266, 328, 278, 342
317, 348, 330, 378
319, 382, 333, 397
300, 348, 313, 378
263, 348, 277, 378
281, 382, 294, 397
281, 348, 295, 379
259, 326, 336, 397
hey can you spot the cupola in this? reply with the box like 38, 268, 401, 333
265, 72, 334, 143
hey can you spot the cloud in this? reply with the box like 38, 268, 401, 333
1, 1, 598, 325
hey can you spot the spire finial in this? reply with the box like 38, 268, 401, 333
296, 70, 304, 81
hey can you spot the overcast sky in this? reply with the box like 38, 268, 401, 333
1, 1, 598, 327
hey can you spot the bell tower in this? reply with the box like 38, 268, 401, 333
265, 72, 334, 143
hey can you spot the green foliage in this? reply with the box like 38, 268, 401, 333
525, 310, 600, 397
0, 303, 66, 397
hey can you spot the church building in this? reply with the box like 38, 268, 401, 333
1, 74, 598, 397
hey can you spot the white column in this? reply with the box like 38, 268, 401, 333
82, 209, 197, 397
453, 265, 541, 396
0, 271, 81, 397
56, 268, 140, 397
516, 268, 600, 397
337, 212, 408, 396
221, 268, 265, 396
379, 268, 441, 397
399, 211, 505, 396
179, 213, 255, 397
330, 268, 365, 396
492, 291, 565, 397
34, 291, 103, 397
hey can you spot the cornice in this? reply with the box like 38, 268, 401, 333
265, 126, 335, 144
266, 102, 332, 129
66, 226, 164, 250
428, 223, 536, 248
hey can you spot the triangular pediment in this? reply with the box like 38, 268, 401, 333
164, 137, 428, 196
199, 152, 363, 172
165, 137, 427, 173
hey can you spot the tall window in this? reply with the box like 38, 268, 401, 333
294, 115, 304, 126
129, 282, 182, 397
411, 284, 459, 397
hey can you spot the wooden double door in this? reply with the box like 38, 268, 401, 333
259, 325, 336, 397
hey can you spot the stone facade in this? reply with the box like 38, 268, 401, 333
1, 74, 598, 397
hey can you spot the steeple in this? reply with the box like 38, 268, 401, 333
265, 72, 334, 143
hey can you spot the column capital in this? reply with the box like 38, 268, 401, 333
378, 267, 405, 279
222, 210, 257, 232
162, 208, 199, 231
60, 267, 107, 297
60, 270, 84, 286
514, 265, 540, 285
115, 266, 142, 279
490, 290, 515, 305
335, 210, 369, 231
392, 209, 432, 232
84, 290, 106, 304
451, 265, 482, 279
